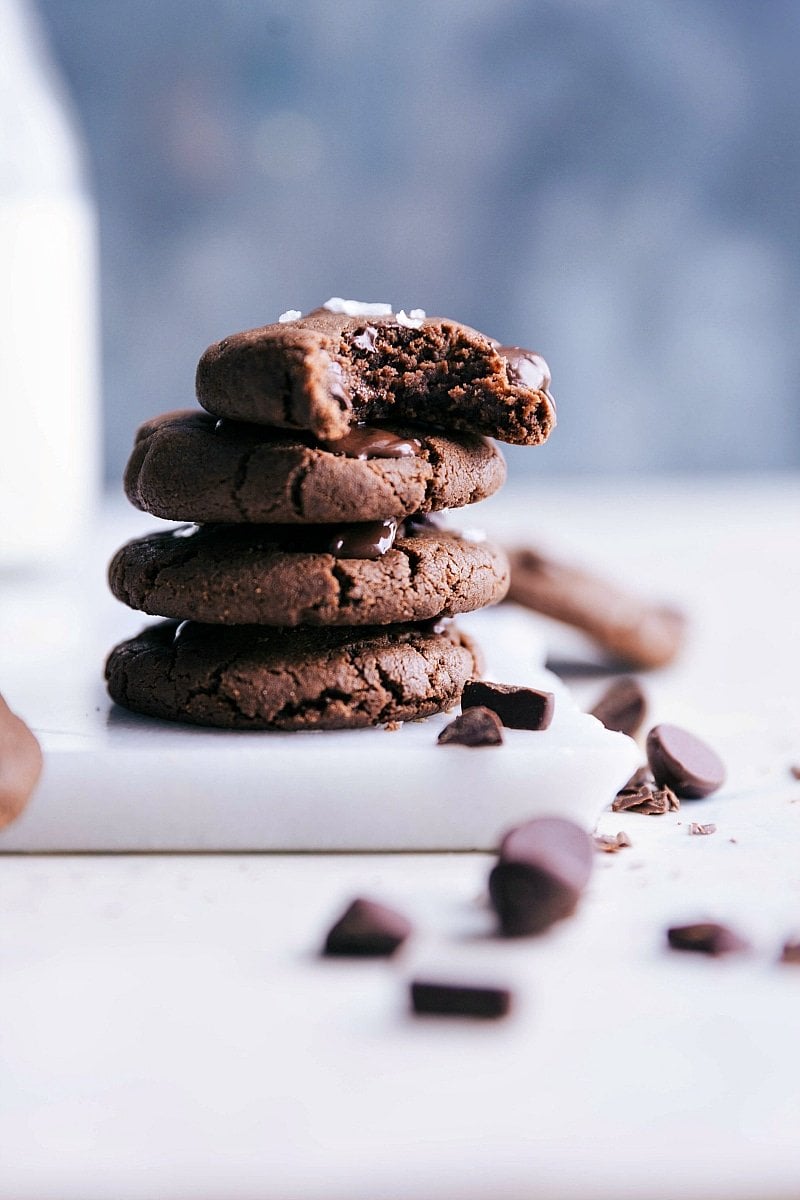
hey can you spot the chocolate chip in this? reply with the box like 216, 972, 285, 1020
461, 680, 554, 731
590, 677, 647, 737
646, 724, 726, 799
667, 922, 749, 956
611, 769, 679, 815
410, 979, 512, 1019
438, 706, 504, 747
489, 817, 594, 936
779, 941, 800, 964
323, 897, 412, 957
594, 831, 632, 852
688, 822, 717, 836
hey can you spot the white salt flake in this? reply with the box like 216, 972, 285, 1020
323, 297, 393, 317
396, 309, 426, 329
278, 309, 302, 323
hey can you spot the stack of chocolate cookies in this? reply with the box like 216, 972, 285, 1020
106, 300, 555, 730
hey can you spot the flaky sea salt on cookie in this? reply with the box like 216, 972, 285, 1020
195, 301, 555, 446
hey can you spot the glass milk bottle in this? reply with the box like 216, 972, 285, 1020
0, 0, 99, 568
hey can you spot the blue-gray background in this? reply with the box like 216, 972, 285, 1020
38, 0, 800, 483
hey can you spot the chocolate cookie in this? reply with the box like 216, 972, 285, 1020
506, 547, 687, 670
195, 305, 555, 445
105, 619, 480, 730
108, 523, 510, 627
124, 409, 506, 524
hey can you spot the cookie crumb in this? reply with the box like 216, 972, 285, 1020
667, 922, 749, 956
779, 940, 800, 964
383, 720, 402, 732
688, 822, 717, 836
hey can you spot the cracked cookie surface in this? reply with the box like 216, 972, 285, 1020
105, 619, 480, 730
124, 409, 506, 524
108, 524, 509, 626
195, 308, 555, 445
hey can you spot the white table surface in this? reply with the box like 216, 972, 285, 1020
2, 476, 800, 1200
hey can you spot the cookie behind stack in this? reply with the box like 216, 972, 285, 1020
106, 300, 555, 730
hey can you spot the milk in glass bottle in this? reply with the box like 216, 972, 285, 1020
0, 0, 99, 567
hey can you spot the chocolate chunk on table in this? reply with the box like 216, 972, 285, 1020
667, 922, 749, 956
590, 677, 647, 737
323, 897, 412, 957
506, 547, 686, 670
0, 693, 42, 830
646, 724, 726, 799
410, 979, 512, 1019
438, 707, 504, 747
461, 680, 554, 731
779, 941, 800, 965
489, 816, 594, 936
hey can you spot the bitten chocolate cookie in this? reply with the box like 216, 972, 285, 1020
108, 523, 510, 627
124, 409, 506, 524
105, 619, 480, 730
195, 304, 555, 445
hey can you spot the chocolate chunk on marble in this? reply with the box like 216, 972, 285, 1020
506, 547, 686, 670
410, 979, 512, 1019
195, 305, 555, 446
667, 922, 749, 956
646, 724, 726, 799
461, 680, 554, 731
437, 706, 504, 747
108, 523, 509, 627
105, 619, 481, 731
590, 677, 647, 737
0, 693, 43, 830
489, 816, 594, 936
323, 897, 412, 957
124, 409, 506, 524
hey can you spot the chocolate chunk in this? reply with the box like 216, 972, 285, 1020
0, 693, 43, 830
410, 979, 512, 1019
688, 822, 717, 836
790, 765, 800, 781
438, 707, 504, 747
461, 680, 554, 731
779, 941, 800, 964
506, 547, 686, 670
590, 677, 647, 737
594, 831, 632, 852
323, 897, 412, 957
489, 816, 594, 936
320, 424, 422, 460
667, 922, 749, 956
646, 724, 726, 799
611, 768, 679, 815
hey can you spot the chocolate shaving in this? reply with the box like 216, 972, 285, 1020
594, 831, 632, 853
612, 768, 679, 815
